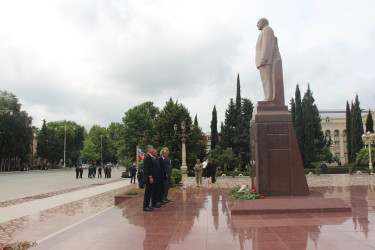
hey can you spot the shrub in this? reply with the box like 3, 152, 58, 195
237, 164, 242, 172
172, 169, 182, 184
169, 176, 175, 188
124, 188, 144, 195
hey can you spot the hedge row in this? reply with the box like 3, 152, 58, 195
304, 167, 370, 174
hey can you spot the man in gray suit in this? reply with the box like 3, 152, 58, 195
162, 147, 172, 203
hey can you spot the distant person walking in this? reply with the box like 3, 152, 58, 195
130, 164, 137, 184
107, 165, 112, 178
88, 165, 94, 178
75, 165, 80, 179
104, 165, 109, 178
79, 166, 83, 178
202, 159, 208, 178
98, 165, 102, 178
194, 159, 203, 187
320, 161, 328, 174
207, 160, 217, 183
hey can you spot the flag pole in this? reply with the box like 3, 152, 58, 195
136, 145, 139, 169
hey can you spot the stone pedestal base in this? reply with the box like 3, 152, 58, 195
250, 103, 309, 196
231, 197, 351, 215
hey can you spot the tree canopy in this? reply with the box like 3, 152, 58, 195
0, 91, 33, 171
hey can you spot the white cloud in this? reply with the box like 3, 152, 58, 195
0, 0, 374, 132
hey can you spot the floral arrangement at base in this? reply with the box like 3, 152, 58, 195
228, 185, 265, 200
1, 241, 37, 250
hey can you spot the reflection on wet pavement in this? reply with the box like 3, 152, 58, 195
0, 186, 129, 243
34, 184, 375, 250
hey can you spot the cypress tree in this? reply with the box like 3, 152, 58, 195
222, 98, 236, 150
237, 98, 253, 165
194, 114, 198, 126
290, 98, 296, 125
346, 101, 351, 162
301, 85, 316, 167
350, 95, 364, 161
294, 85, 304, 163
300, 84, 324, 167
366, 109, 374, 133
211, 106, 218, 149
235, 73, 242, 126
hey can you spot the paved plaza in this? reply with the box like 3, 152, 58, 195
0, 170, 375, 249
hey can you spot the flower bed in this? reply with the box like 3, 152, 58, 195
1, 241, 36, 250
228, 185, 264, 200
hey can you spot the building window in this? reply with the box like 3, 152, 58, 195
344, 153, 348, 161
334, 130, 339, 137
207, 136, 211, 141
343, 130, 347, 136
335, 141, 340, 147
336, 153, 340, 159
326, 117, 330, 122
325, 130, 331, 137
343, 141, 347, 148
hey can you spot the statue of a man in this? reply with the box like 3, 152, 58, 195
255, 18, 281, 102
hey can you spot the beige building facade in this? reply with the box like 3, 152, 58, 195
320, 110, 374, 164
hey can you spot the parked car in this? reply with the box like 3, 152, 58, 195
82, 164, 89, 169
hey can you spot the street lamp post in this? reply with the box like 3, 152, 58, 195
56, 125, 75, 168
362, 131, 375, 174
98, 135, 106, 167
174, 121, 194, 181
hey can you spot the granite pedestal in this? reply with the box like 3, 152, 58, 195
250, 103, 310, 196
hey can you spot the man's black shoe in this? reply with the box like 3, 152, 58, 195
143, 207, 154, 212
162, 199, 170, 203
166, 199, 172, 202
156, 202, 164, 206
151, 204, 161, 208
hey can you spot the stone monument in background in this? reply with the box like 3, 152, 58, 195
250, 18, 309, 196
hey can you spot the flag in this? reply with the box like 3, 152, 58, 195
138, 148, 143, 154
138, 152, 144, 161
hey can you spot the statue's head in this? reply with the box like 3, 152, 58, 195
257, 18, 269, 30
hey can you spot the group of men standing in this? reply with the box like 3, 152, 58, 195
143, 145, 172, 212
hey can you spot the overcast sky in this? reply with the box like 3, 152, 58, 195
1, 0, 374, 132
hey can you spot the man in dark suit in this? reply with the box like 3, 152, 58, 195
143, 145, 157, 211
162, 147, 172, 203
157, 149, 167, 204
151, 148, 163, 208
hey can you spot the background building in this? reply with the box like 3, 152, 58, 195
320, 109, 374, 164
204, 132, 211, 153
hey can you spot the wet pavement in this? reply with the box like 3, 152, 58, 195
1, 173, 375, 249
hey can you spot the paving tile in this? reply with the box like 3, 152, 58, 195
2, 174, 375, 249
